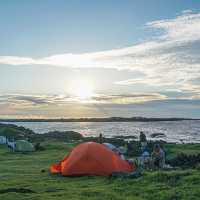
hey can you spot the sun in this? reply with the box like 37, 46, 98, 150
70, 80, 94, 100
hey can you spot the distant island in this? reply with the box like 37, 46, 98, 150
0, 117, 199, 122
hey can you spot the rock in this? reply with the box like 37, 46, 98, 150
44, 131, 83, 141
150, 133, 166, 138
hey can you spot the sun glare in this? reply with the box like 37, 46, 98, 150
70, 80, 94, 100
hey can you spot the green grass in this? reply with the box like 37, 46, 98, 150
165, 143, 200, 159
0, 142, 200, 200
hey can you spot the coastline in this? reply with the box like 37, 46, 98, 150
0, 117, 199, 122
0, 122, 199, 145
1, 120, 200, 144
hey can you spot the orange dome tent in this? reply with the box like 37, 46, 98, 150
50, 142, 135, 176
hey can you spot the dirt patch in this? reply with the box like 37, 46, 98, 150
0, 188, 36, 194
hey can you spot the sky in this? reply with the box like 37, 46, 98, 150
0, 0, 200, 118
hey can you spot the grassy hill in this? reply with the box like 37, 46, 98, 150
0, 123, 83, 142
0, 141, 200, 200
0, 123, 35, 139
0, 123, 200, 199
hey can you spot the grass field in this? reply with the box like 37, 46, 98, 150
0, 141, 200, 200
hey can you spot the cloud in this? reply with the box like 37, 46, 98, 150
0, 92, 167, 108
0, 94, 71, 107
0, 56, 36, 65
0, 93, 169, 119
115, 77, 174, 86
0, 10, 200, 96
92, 93, 167, 104
147, 11, 200, 42
0, 96, 200, 119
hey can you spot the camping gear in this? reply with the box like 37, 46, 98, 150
119, 146, 127, 154
103, 143, 125, 155
50, 142, 135, 176
103, 143, 118, 152
15, 140, 35, 152
103, 143, 126, 160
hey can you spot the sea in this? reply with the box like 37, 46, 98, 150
3, 120, 200, 143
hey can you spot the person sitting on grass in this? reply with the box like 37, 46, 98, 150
139, 147, 151, 169
151, 144, 165, 169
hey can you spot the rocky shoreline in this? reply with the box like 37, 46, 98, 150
0, 122, 168, 144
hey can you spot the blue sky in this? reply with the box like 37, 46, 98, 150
0, 0, 200, 118
0, 0, 199, 56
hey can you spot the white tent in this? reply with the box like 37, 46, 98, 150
0, 136, 7, 144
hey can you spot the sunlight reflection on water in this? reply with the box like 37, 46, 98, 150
3, 120, 200, 143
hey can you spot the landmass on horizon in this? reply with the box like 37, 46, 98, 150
0, 116, 199, 122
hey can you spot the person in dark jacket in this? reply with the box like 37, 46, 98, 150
98, 133, 103, 144
139, 131, 147, 152
151, 144, 165, 169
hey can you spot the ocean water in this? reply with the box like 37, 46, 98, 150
3, 120, 200, 143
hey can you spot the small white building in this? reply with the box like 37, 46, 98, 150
0, 136, 7, 144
